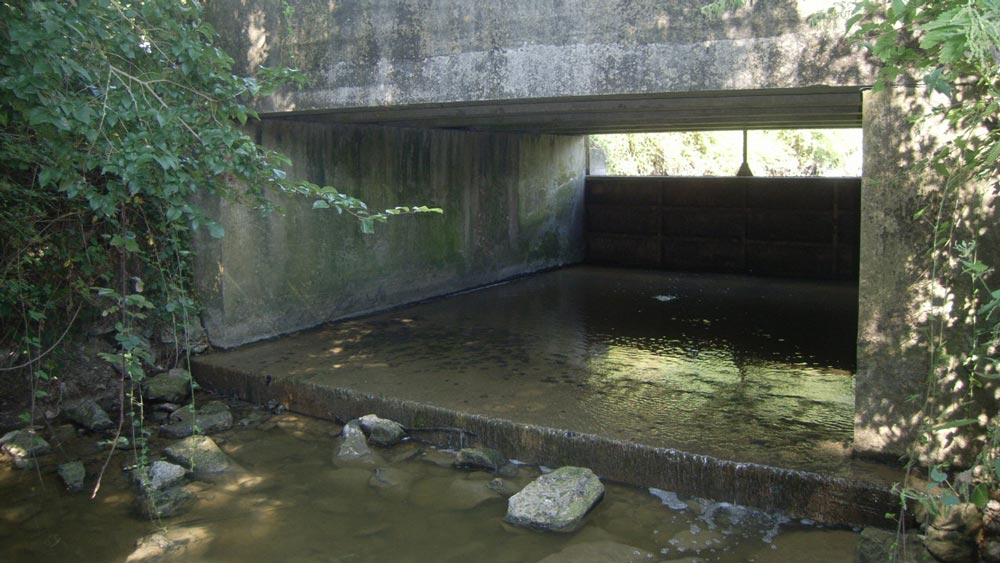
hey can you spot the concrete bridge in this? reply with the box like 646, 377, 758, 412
196, 0, 991, 467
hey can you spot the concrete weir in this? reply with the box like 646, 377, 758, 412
192, 359, 895, 528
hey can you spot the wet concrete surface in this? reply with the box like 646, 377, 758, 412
193, 266, 902, 526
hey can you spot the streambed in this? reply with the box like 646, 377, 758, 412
0, 404, 857, 562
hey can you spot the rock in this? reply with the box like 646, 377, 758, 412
134, 485, 194, 520
925, 503, 982, 563
125, 527, 211, 562
984, 500, 1000, 536
505, 466, 605, 532
57, 461, 86, 491
488, 477, 517, 497
447, 478, 502, 510
536, 541, 654, 563
143, 369, 193, 403
161, 400, 233, 438
64, 399, 114, 432
665, 523, 726, 553
454, 447, 507, 472
163, 435, 230, 475
0, 429, 51, 468
984, 539, 1000, 563
357, 414, 406, 447
334, 421, 375, 464
132, 461, 187, 492
856, 527, 936, 563
368, 467, 416, 499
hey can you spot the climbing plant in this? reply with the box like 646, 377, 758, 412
0, 0, 438, 487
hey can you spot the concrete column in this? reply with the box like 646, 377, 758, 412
856, 87, 998, 464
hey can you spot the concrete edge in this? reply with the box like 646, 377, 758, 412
192, 358, 898, 529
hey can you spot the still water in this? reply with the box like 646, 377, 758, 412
0, 408, 858, 562
214, 266, 862, 476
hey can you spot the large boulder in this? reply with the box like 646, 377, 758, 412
161, 401, 233, 438
454, 447, 507, 472
505, 466, 605, 532
357, 414, 406, 447
163, 435, 231, 475
0, 429, 51, 468
143, 369, 193, 403
64, 399, 114, 432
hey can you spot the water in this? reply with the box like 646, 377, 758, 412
0, 407, 858, 562
209, 266, 866, 476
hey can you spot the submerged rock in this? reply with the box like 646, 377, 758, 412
357, 414, 406, 447
856, 527, 936, 563
163, 435, 230, 475
505, 466, 604, 532
454, 447, 507, 472
368, 466, 417, 499
161, 401, 233, 438
64, 399, 114, 432
143, 369, 193, 403
57, 461, 86, 492
125, 527, 211, 562
335, 420, 375, 464
0, 429, 51, 468
536, 541, 654, 563
134, 485, 193, 520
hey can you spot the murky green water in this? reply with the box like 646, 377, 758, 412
0, 409, 858, 562
214, 266, 864, 476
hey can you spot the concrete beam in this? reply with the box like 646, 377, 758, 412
206, 0, 875, 131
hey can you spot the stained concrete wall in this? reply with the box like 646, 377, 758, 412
194, 122, 585, 348
205, 0, 873, 114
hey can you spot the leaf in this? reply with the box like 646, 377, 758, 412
941, 493, 961, 507
359, 217, 374, 234
207, 221, 225, 239
931, 419, 980, 431
971, 483, 990, 509
930, 466, 948, 484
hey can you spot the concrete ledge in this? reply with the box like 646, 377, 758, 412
193, 358, 897, 529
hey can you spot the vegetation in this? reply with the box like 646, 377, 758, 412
844, 0, 1000, 525
0, 0, 436, 488
591, 129, 863, 177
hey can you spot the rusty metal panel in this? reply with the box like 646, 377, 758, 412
662, 238, 745, 272
749, 210, 834, 243
587, 234, 660, 266
587, 205, 659, 235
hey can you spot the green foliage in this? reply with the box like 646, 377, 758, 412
0, 0, 440, 438
592, 129, 862, 177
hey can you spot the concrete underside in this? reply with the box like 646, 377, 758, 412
192, 266, 900, 528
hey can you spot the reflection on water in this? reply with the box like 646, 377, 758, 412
210, 266, 862, 476
0, 410, 858, 562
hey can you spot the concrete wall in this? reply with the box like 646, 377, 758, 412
856, 88, 1000, 463
194, 121, 585, 348
585, 176, 860, 279
205, 0, 874, 114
